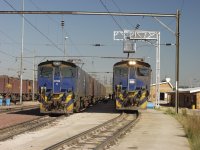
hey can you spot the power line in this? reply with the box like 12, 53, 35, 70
180, 0, 185, 13
0, 49, 16, 58
28, 0, 88, 68
29, 0, 58, 23
0, 29, 39, 54
29, 0, 87, 65
111, 0, 134, 27
99, 0, 123, 31
3, 0, 63, 53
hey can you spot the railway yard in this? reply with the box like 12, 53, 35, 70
0, 1, 200, 150
0, 100, 190, 150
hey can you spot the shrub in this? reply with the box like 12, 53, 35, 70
173, 110, 200, 150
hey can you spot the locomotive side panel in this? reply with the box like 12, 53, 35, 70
76, 68, 89, 109
93, 80, 106, 102
75, 68, 84, 97
85, 74, 93, 104
85, 75, 93, 97
93, 79, 98, 102
101, 84, 106, 98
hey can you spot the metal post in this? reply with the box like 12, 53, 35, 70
64, 37, 66, 58
156, 32, 161, 107
20, 0, 24, 104
61, 19, 65, 58
64, 36, 68, 58
175, 10, 180, 114
32, 50, 35, 101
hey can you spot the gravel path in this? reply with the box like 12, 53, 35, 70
0, 100, 119, 150
0, 109, 41, 129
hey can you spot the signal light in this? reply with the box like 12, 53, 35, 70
61, 20, 64, 27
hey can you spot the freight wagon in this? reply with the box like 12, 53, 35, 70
0, 75, 37, 102
38, 60, 106, 114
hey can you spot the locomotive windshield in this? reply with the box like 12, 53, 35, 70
129, 67, 136, 78
137, 67, 150, 76
39, 67, 53, 78
114, 67, 128, 77
61, 67, 76, 78
54, 66, 60, 76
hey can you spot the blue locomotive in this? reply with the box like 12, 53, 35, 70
38, 60, 106, 114
113, 59, 151, 111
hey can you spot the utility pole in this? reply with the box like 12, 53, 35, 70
20, 0, 24, 104
61, 19, 65, 58
32, 50, 35, 101
175, 10, 180, 114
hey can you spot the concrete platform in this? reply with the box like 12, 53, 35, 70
110, 109, 190, 150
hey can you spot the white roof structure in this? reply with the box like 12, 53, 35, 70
151, 81, 174, 89
179, 87, 200, 93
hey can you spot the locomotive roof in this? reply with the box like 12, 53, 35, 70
114, 60, 150, 68
38, 60, 77, 67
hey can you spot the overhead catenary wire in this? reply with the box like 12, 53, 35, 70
0, 28, 41, 55
99, 0, 124, 31
111, 0, 134, 28
0, 49, 16, 58
180, 0, 185, 13
30, 0, 88, 69
3, 0, 63, 53
29, 0, 84, 55
0, 28, 34, 63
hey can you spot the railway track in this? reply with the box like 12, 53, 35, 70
45, 112, 140, 150
0, 115, 63, 141
0, 104, 39, 114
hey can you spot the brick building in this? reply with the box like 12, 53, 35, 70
167, 87, 200, 109
150, 81, 173, 102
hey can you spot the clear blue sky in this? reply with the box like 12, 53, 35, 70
0, 0, 199, 87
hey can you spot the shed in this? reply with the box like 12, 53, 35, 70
167, 87, 200, 109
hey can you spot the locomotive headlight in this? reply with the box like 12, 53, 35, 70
53, 61, 61, 66
128, 61, 136, 65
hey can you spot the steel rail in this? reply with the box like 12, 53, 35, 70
0, 115, 63, 141
0, 104, 39, 114
45, 112, 139, 150
44, 113, 126, 150
95, 112, 141, 150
